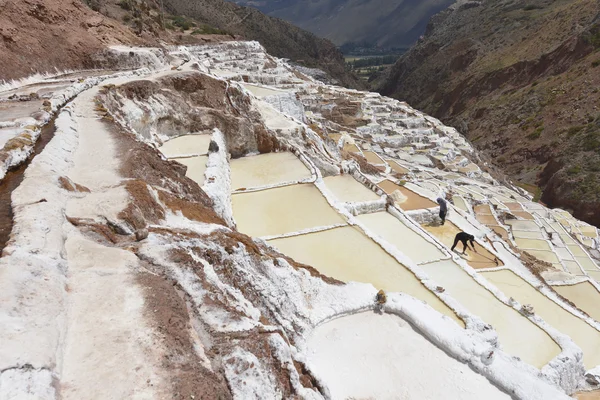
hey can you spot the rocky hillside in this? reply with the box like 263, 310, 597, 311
232, 0, 454, 50
378, 0, 600, 227
0, 0, 144, 81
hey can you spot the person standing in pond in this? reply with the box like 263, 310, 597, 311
437, 197, 447, 225
451, 232, 477, 255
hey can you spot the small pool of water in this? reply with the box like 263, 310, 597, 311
171, 156, 208, 186
230, 152, 311, 191
553, 281, 600, 322
158, 134, 212, 158
378, 180, 437, 211
323, 175, 380, 203
362, 151, 385, 165
232, 184, 345, 237
388, 160, 409, 174
515, 238, 551, 251
452, 196, 469, 212
421, 261, 560, 369
512, 230, 544, 239
269, 225, 462, 325
357, 212, 446, 264
482, 269, 600, 370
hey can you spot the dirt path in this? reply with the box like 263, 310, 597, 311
58, 81, 169, 399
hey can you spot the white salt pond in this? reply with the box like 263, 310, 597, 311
158, 134, 211, 158
230, 152, 311, 190
323, 175, 380, 203
305, 313, 510, 400
232, 184, 345, 237
553, 281, 600, 322
420, 261, 560, 368
269, 225, 463, 326
171, 156, 208, 186
242, 83, 287, 97
482, 269, 600, 370
357, 212, 446, 264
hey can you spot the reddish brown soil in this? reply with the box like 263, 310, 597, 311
0, 0, 145, 81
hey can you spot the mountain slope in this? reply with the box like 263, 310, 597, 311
378, 0, 600, 226
0, 0, 144, 81
231, 0, 454, 50
159, 0, 361, 87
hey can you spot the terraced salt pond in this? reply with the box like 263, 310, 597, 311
171, 156, 208, 186
323, 175, 380, 203
230, 152, 311, 190
305, 313, 510, 400
232, 184, 345, 237
482, 269, 600, 370
268, 226, 463, 326
552, 281, 600, 323
420, 261, 560, 368
357, 212, 446, 264
378, 179, 437, 210
158, 134, 211, 158
422, 222, 503, 269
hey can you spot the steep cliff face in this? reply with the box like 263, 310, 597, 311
231, 0, 454, 50
379, 0, 600, 226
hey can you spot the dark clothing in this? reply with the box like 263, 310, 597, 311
451, 232, 475, 253
437, 198, 447, 225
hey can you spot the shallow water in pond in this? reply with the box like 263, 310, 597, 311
269, 225, 462, 326
476, 214, 497, 225
564, 261, 584, 275
452, 196, 469, 212
388, 160, 409, 174
513, 211, 534, 220
242, 83, 287, 97
513, 230, 544, 239
515, 238, 551, 251
323, 175, 380, 203
422, 222, 503, 269
171, 156, 208, 186
378, 180, 437, 211
526, 250, 560, 264
553, 282, 600, 322
158, 134, 211, 158
489, 225, 509, 240
362, 151, 384, 165
421, 261, 560, 369
577, 390, 600, 400
230, 152, 311, 191
232, 184, 345, 237
505, 220, 539, 231
305, 312, 510, 400
482, 269, 600, 370
357, 212, 445, 264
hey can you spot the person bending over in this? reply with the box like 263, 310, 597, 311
451, 232, 477, 255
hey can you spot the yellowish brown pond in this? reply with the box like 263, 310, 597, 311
230, 152, 311, 190
171, 156, 208, 186
323, 175, 380, 203
232, 184, 345, 237
552, 281, 600, 322
158, 134, 212, 157
421, 261, 560, 369
357, 212, 446, 264
269, 225, 463, 326
378, 180, 437, 211
482, 269, 600, 370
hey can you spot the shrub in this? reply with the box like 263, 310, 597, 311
567, 165, 582, 175
527, 126, 544, 139
592, 60, 600, 68
567, 125, 585, 136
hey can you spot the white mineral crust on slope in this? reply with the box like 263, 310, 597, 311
0, 41, 597, 400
